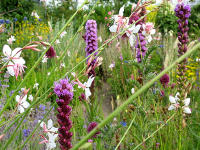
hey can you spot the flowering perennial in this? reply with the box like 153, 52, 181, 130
129, 7, 148, 62
84, 20, 98, 77
54, 78, 74, 150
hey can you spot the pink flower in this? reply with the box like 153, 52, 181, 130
108, 11, 112, 15
105, 17, 108, 20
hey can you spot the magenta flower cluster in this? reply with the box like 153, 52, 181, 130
84, 20, 98, 76
87, 122, 100, 138
46, 46, 56, 58
129, 8, 147, 63
54, 78, 73, 150
175, 3, 191, 56
160, 74, 170, 88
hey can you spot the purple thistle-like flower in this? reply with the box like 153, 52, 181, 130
129, 8, 147, 63
46, 46, 56, 58
87, 122, 100, 138
54, 78, 74, 150
175, 3, 191, 98
84, 20, 98, 77
160, 74, 170, 88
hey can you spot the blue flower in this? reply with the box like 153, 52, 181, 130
39, 104, 46, 111
159, 45, 164, 48
38, 18, 42, 22
13, 18, 18, 22
5, 20, 10, 24
24, 17, 27, 21
23, 129, 30, 137
120, 121, 127, 127
0, 19, 5, 24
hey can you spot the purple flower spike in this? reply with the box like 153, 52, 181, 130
54, 78, 74, 150
129, 8, 147, 63
84, 20, 98, 77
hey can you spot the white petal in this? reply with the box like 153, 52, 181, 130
119, 5, 124, 16
150, 29, 156, 35
16, 95, 21, 102
11, 48, 22, 57
18, 106, 25, 113
183, 98, 190, 106
169, 96, 176, 104
183, 107, 191, 114
21, 95, 27, 102
86, 76, 95, 87
22, 100, 30, 108
132, 25, 141, 33
7, 61, 15, 76
109, 24, 117, 33
168, 105, 176, 111
131, 88, 135, 94
13, 58, 25, 65
129, 35, 136, 47
3, 45, 12, 57
147, 35, 152, 43
38, 120, 45, 128
142, 31, 146, 35
48, 119, 53, 129
85, 88, 91, 100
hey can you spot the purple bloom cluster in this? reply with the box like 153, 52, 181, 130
175, 3, 191, 56
87, 122, 100, 138
160, 74, 170, 88
129, 8, 147, 62
84, 20, 98, 77
175, 3, 191, 98
54, 78, 73, 150
46, 46, 56, 58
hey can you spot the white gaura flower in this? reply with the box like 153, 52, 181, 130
55, 39, 60, 44
33, 83, 39, 90
16, 95, 30, 113
168, 92, 180, 111
109, 5, 128, 33
31, 11, 40, 19
142, 22, 156, 43
28, 95, 33, 101
7, 35, 16, 45
60, 31, 67, 38
182, 98, 191, 114
2, 45, 26, 77
38, 119, 58, 134
109, 62, 115, 70
84, 76, 95, 100
126, 24, 141, 47
38, 119, 58, 150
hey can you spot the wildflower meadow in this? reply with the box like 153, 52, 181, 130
0, 0, 200, 150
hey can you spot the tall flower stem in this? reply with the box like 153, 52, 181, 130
71, 43, 200, 150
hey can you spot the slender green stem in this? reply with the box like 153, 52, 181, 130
132, 113, 176, 150
115, 116, 136, 150
71, 43, 200, 150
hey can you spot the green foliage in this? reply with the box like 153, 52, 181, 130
155, 3, 178, 34
189, 4, 200, 38
0, 0, 35, 21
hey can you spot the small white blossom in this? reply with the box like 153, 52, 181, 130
55, 39, 60, 44
42, 56, 48, 63
33, 83, 39, 90
131, 88, 135, 94
47, 72, 51, 76
7, 35, 16, 45
16, 95, 30, 113
84, 76, 95, 100
28, 95, 33, 101
60, 31, 67, 38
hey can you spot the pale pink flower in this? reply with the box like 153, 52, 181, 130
7, 35, 15, 45
60, 31, 67, 38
